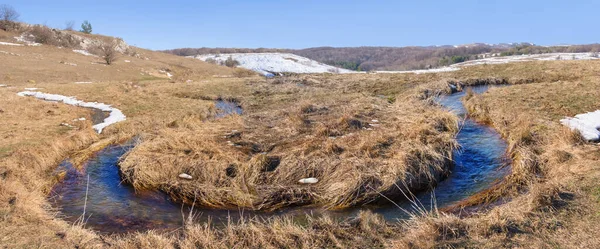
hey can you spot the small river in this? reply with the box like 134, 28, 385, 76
49, 87, 510, 233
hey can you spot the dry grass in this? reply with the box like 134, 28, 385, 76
3, 30, 600, 248
118, 74, 460, 210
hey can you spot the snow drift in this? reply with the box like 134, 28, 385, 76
17, 91, 126, 133
561, 110, 600, 141
191, 53, 353, 76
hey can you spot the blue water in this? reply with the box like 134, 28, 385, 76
49, 86, 510, 232
215, 100, 242, 118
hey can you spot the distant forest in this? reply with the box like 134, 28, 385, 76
163, 43, 600, 71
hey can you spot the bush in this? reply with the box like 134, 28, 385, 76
205, 58, 218, 64
80, 20, 92, 34
0, 4, 19, 31
224, 56, 240, 67
94, 41, 119, 65
30, 25, 56, 44
28, 25, 80, 48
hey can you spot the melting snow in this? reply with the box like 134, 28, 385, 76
298, 177, 319, 184
158, 70, 173, 79
561, 110, 600, 141
0, 42, 23, 46
14, 34, 42, 46
73, 49, 97, 57
192, 53, 353, 76
74, 81, 93, 84
379, 52, 600, 75
17, 91, 126, 133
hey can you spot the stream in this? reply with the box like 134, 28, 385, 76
49, 87, 510, 233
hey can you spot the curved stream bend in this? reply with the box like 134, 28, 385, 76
49, 87, 510, 233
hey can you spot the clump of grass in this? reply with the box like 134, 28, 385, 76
119, 75, 460, 211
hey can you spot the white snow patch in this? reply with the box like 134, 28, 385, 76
158, 70, 173, 79
61, 62, 77, 66
17, 91, 126, 133
124, 60, 131, 63
14, 35, 41, 46
73, 49, 97, 57
74, 81, 93, 84
377, 52, 600, 75
560, 110, 600, 141
0, 42, 23, 46
178, 173, 193, 180
192, 53, 353, 76
298, 177, 319, 184
376, 67, 461, 74
0, 84, 6, 87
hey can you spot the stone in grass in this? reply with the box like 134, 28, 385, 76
179, 173, 193, 180
298, 177, 318, 184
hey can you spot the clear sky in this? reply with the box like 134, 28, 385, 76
3, 0, 599, 50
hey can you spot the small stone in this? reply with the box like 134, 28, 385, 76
178, 173, 193, 180
298, 177, 319, 184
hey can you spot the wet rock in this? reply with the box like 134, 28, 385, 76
298, 177, 318, 184
178, 173, 193, 180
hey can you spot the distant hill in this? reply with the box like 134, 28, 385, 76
163, 43, 600, 71
191, 53, 353, 76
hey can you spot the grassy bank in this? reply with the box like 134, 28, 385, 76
2, 45, 600, 247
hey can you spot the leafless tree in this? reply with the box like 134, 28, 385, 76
0, 4, 20, 31
65, 21, 75, 31
96, 41, 119, 65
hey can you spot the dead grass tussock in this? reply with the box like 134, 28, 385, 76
120, 76, 460, 210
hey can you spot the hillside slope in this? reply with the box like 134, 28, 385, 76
191, 53, 353, 76
166, 43, 600, 71
0, 27, 240, 85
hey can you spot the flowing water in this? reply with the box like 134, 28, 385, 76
49, 88, 510, 233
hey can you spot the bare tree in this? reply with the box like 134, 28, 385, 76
65, 21, 75, 31
95, 41, 119, 65
0, 4, 20, 31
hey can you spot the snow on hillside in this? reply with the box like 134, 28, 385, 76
191, 53, 353, 76
379, 52, 600, 74
455, 52, 600, 67
192, 52, 599, 76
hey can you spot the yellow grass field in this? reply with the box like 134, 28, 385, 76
1, 26, 600, 248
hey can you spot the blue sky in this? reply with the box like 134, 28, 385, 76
4, 1, 599, 50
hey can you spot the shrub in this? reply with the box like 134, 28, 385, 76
80, 20, 92, 34
30, 25, 56, 44
205, 58, 218, 64
224, 56, 240, 67
94, 41, 119, 65
0, 4, 19, 31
